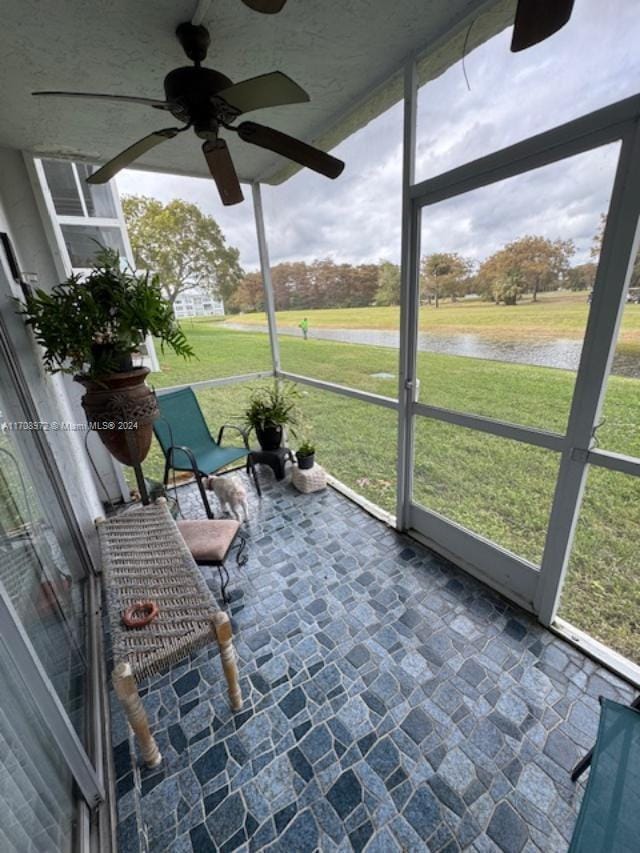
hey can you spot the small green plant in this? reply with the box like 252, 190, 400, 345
244, 382, 300, 433
19, 247, 194, 378
297, 440, 315, 456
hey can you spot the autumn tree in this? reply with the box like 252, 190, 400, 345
338, 262, 379, 308
476, 235, 574, 304
230, 259, 380, 312
122, 195, 243, 307
271, 262, 308, 310
568, 262, 597, 292
590, 213, 607, 263
227, 271, 265, 313
295, 259, 378, 309
375, 261, 401, 306
420, 253, 473, 307
493, 269, 526, 306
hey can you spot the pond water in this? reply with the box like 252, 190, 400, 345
224, 323, 639, 378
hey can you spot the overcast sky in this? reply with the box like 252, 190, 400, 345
116, 0, 640, 273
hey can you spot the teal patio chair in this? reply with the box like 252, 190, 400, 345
569, 697, 640, 852
154, 387, 260, 519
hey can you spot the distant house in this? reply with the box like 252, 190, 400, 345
173, 285, 224, 318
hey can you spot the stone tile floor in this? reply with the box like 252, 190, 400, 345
110, 472, 634, 852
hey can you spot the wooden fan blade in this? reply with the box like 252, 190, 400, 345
241, 0, 287, 13
202, 140, 244, 206
86, 128, 180, 184
510, 0, 575, 52
32, 91, 171, 109
237, 122, 344, 179
217, 72, 309, 115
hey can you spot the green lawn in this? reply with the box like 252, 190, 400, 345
140, 322, 640, 664
223, 291, 640, 349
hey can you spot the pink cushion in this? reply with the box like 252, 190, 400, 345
177, 519, 240, 562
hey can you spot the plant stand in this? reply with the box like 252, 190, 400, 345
126, 429, 150, 505
246, 447, 295, 488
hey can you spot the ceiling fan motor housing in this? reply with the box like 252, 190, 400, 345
175, 22, 211, 64
163, 66, 234, 135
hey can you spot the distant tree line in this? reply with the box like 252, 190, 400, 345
228, 259, 380, 313
121, 196, 632, 314
228, 232, 603, 312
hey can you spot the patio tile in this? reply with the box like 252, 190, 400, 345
109, 475, 635, 851
326, 767, 362, 819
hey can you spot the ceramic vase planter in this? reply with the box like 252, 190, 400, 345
76, 366, 159, 466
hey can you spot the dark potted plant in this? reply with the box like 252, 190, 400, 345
244, 382, 300, 451
296, 440, 315, 470
20, 247, 193, 465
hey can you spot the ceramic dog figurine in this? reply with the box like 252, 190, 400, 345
203, 475, 249, 522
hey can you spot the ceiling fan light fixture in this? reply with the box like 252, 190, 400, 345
510, 0, 575, 52
241, 0, 288, 13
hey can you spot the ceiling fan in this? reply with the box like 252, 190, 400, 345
510, 0, 575, 52
32, 21, 343, 206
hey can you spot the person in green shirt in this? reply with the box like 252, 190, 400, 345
299, 317, 309, 340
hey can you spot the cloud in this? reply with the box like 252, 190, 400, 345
116, 0, 640, 272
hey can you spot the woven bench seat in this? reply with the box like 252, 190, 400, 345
96, 499, 242, 767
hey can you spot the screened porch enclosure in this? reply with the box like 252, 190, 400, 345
2, 0, 640, 849
135, 90, 640, 683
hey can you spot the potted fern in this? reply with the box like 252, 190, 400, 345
20, 247, 193, 465
244, 382, 300, 450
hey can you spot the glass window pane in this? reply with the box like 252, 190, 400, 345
0, 639, 74, 852
60, 224, 126, 268
417, 142, 620, 432
416, 0, 640, 182
41, 160, 83, 216
412, 418, 560, 565
559, 467, 640, 665
75, 163, 118, 218
0, 408, 86, 736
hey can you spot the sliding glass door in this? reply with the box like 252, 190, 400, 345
0, 267, 103, 847
0, 640, 76, 851
0, 381, 88, 735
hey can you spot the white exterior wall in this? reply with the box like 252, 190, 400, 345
27, 156, 142, 502
0, 146, 104, 558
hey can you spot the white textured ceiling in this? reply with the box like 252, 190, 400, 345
0, 0, 513, 184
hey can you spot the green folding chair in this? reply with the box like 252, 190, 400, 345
154, 387, 260, 519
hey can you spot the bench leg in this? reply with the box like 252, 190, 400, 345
113, 662, 162, 768
211, 612, 242, 711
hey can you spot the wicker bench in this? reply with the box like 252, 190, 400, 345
96, 499, 242, 767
